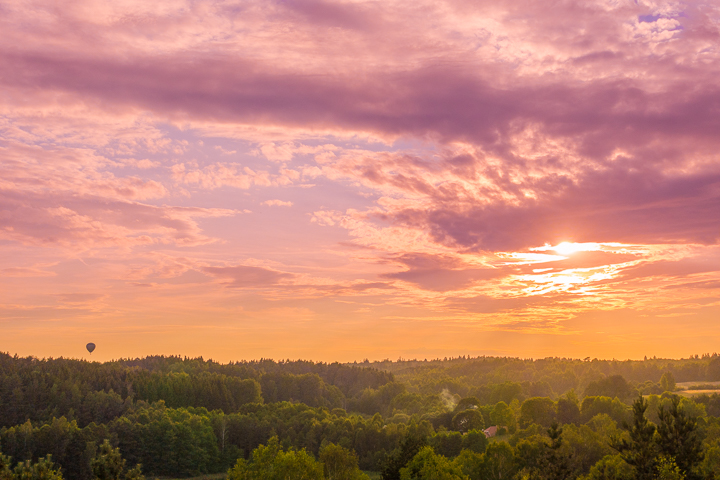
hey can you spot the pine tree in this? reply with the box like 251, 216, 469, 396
612, 396, 658, 480
91, 440, 145, 480
0, 451, 13, 480
381, 433, 427, 480
543, 423, 570, 480
657, 397, 702, 480
13, 455, 64, 480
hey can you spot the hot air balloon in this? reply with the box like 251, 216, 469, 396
86, 343, 96, 354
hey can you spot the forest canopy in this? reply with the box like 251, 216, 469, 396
3, 352, 720, 479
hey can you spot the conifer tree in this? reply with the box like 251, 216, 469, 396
13, 455, 64, 480
91, 440, 145, 480
612, 396, 658, 480
657, 397, 702, 480
0, 452, 12, 480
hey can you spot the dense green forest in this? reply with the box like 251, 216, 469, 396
3, 352, 720, 479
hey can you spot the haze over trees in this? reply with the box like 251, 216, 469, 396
2, 352, 720, 479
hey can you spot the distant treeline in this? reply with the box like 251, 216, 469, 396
3, 353, 720, 478
0, 354, 392, 428
366, 354, 720, 400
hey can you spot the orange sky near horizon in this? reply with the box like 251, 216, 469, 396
2, 0, 720, 363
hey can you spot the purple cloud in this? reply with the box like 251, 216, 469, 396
382, 253, 509, 291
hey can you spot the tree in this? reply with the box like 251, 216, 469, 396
0, 451, 13, 480
656, 456, 684, 480
381, 433, 427, 480
584, 375, 634, 401
708, 358, 720, 381
455, 398, 482, 413
519, 398, 556, 428
121, 465, 144, 480
560, 423, 614, 475
227, 437, 323, 480
399, 447, 468, 480
461, 430, 488, 454
700, 441, 720, 479
320, 443, 368, 480
91, 439, 145, 480
480, 442, 516, 480
514, 435, 550, 478
91, 440, 125, 480
451, 410, 484, 434
515, 424, 569, 480
429, 432, 463, 458
13, 455, 64, 480
583, 454, 635, 480
656, 397, 702, 480
539, 423, 570, 480
660, 373, 676, 393
490, 402, 515, 431
612, 396, 658, 480
271, 449, 324, 480
580, 396, 630, 425
556, 397, 580, 425
453, 450, 483, 480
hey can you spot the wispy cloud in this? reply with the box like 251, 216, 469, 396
262, 199, 293, 207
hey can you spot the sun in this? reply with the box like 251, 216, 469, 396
554, 242, 589, 255
530, 242, 605, 256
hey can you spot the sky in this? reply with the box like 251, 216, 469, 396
2, 0, 720, 363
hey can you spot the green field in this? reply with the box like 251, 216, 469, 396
677, 380, 720, 389
677, 389, 720, 397
676, 380, 720, 396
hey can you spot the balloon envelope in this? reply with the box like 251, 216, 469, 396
86, 343, 96, 353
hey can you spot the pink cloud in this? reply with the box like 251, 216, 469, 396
202, 265, 296, 288
381, 253, 509, 292
1, 266, 57, 277
0, 190, 235, 248
172, 162, 296, 189
262, 199, 293, 207
318, 148, 720, 252
54, 293, 105, 304
0, 141, 168, 201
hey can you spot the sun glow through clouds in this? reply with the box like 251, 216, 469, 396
534, 242, 603, 256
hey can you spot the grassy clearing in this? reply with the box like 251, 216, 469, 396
677, 389, 720, 397
363, 472, 382, 480
677, 381, 720, 389
676, 380, 720, 396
